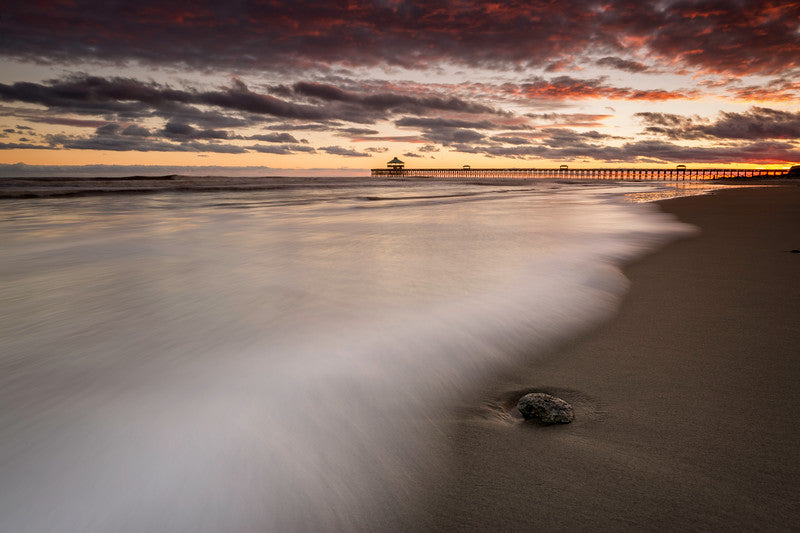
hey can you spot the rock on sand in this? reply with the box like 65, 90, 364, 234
517, 393, 574, 424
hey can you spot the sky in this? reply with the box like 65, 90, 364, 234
1, 0, 799, 176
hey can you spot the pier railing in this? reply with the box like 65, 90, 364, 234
370, 167, 792, 180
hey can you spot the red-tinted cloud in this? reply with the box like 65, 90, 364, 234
728, 78, 800, 102
2, 1, 797, 75
508, 77, 696, 101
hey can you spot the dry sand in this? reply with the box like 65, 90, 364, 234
417, 184, 800, 531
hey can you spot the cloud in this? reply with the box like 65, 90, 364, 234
508, 76, 695, 101
3, 1, 796, 75
445, 138, 800, 165
727, 77, 800, 102
121, 124, 151, 137
248, 132, 301, 143
0, 75, 504, 141
247, 144, 317, 155
320, 146, 370, 157
524, 113, 613, 127
337, 127, 380, 136
349, 135, 425, 143
48, 133, 250, 153
489, 136, 530, 145
595, 56, 649, 73
0, 141, 50, 150
161, 122, 231, 140
290, 82, 503, 116
28, 116, 113, 128
262, 122, 343, 131
621, 2, 800, 75
0, 77, 308, 125
421, 128, 486, 146
636, 107, 800, 140
395, 117, 498, 130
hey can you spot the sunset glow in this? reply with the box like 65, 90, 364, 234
1, 1, 798, 175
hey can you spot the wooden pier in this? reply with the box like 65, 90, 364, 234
371, 166, 795, 180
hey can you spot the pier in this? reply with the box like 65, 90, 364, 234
371, 165, 794, 180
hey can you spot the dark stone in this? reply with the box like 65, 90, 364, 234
517, 393, 574, 424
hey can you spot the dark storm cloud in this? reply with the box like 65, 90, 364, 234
3, 1, 796, 75
636, 107, 800, 140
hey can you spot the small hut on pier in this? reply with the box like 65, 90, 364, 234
387, 157, 405, 171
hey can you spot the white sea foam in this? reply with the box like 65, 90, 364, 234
0, 179, 696, 531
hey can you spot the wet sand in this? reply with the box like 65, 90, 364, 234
420, 184, 800, 531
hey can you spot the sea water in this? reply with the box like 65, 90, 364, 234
0, 178, 698, 531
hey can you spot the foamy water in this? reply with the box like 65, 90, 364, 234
0, 178, 696, 531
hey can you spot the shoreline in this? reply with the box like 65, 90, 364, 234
413, 184, 800, 530
0, 175, 796, 199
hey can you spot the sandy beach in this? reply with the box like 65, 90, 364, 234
416, 184, 800, 531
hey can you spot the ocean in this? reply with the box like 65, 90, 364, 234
0, 177, 703, 531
